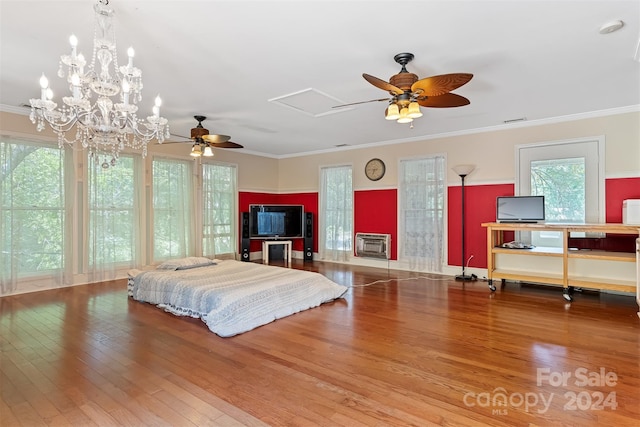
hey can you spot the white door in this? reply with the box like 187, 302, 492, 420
517, 137, 605, 247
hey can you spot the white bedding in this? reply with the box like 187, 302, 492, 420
128, 259, 347, 337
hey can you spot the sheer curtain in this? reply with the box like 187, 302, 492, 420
399, 155, 445, 271
319, 165, 353, 262
87, 154, 141, 282
202, 162, 237, 258
0, 137, 69, 295
152, 157, 194, 262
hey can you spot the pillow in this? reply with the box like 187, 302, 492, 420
156, 257, 216, 271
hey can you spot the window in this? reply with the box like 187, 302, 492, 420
1, 138, 66, 291
202, 162, 237, 257
87, 155, 141, 278
517, 137, 604, 246
152, 157, 194, 261
319, 165, 353, 261
398, 155, 445, 271
530, 157, 585, 223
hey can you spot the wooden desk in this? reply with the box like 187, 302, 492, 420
482, 222, 639, 311
262, 240, 292, 266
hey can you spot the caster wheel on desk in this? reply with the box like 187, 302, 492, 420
563, 287, 574, 302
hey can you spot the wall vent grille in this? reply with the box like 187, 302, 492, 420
355, 233, 391, 260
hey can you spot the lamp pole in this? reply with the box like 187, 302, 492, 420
453, 165, 477, 282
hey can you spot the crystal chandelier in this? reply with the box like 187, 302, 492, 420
29, 0, 169, 168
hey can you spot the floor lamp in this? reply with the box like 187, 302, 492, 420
452, 164, 477, 282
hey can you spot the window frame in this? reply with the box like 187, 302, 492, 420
201, 161, 238, 257
85, 153, 142, 271
151, 156, 195, 263
0, 137, 68, 281
516, 136, 605, 245
318, 164, 353, 261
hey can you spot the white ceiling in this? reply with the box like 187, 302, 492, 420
1, 1, 639, 158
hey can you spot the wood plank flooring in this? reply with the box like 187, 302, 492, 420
1, 260, 639, 426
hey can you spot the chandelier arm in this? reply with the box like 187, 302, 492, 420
40, 111, 78, 132
33, 108, 80, 145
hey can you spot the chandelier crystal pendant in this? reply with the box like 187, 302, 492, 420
29, 0, 169, 168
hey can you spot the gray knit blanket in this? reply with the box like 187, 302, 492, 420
129, 260, 347, 337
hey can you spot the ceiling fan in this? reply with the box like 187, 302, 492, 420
335, 53, 473, 123
161, 115, 243, 156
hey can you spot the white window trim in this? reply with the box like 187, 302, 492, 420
515, 136, 606, 223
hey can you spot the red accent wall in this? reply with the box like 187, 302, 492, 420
448, 177, 640, 268
241, 176, 638, 266
605, 177, 640, 222
448, 183, 514, 268
354, 189, 397, 259
589, 177, 640, 252
239, 192, 318, 252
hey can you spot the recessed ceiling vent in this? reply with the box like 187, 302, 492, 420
269, 88, 352, 117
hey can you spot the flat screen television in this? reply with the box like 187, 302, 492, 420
249, 204, 304, 238
496, 196, 545, 223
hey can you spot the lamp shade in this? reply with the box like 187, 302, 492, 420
407, 101, 423, 118
397, 107, 413, 124
452, 164, 476, 177
385, 104, 400, 120
190, 144, 202, 157
203, 145, 214, 157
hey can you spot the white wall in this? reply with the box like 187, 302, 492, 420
1, 108, 638, 294
277, 110, 640, 192
0, 110, 282, 193
4, 109, 638, 194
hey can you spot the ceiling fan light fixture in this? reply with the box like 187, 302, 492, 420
362, 53, 472, 125
407, 101, 423, 119
397, 107, 413, 124
385, 103, 400, 120
203, 145, 214, 157
190, 144, 202, 157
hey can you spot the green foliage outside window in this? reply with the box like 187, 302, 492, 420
531, 158, 585, 223
153, 158, 192, 260
203, 163, 236, 255
1, 143, 64, 275
88, 155, 136, 266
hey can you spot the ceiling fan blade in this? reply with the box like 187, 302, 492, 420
363, 73, 404, 95
157, 132, 198, 144
170, 133, 191, 139
417, 93, 470, 108
209, 141, 243, 149
411, 73, 473, 97
202, 134, 231, 144
332, 98, 390, 108
155, 140, 189, 145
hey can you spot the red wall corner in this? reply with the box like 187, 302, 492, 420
354, 189, 398, 260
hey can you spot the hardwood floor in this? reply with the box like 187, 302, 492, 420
1, 260, 639, 426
